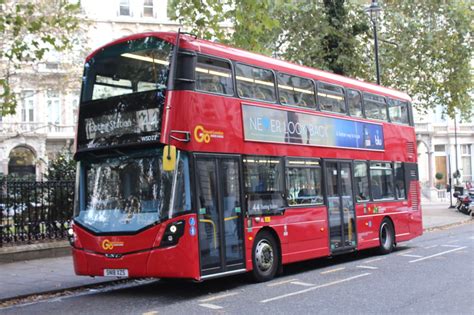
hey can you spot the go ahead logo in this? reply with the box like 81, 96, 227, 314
194, 125, 224, 143
102, 239, 124, 250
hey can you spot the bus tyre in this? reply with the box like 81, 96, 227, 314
252, 231, 279, 282
378, 219, 395, 255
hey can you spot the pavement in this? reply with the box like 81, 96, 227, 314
0, 201, 472, 303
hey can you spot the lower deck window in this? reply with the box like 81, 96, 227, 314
370, 162, 394, 200
243, 156, 286, 215
286, 159, 323, 206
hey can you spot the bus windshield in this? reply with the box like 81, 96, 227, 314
75, 148, 191, 233
81, 36, 172, 102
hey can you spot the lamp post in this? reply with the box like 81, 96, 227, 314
364, 0, 382, 85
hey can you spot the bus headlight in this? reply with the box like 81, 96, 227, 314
160, 220, 185, 247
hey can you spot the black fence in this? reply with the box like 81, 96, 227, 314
0, 180, 75, 247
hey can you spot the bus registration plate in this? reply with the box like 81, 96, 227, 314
104, 269, 128, 277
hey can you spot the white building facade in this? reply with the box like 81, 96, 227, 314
415, 105, 474, 201
0, 0, 177, 180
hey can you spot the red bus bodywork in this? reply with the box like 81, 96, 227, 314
72, 32, 422, 280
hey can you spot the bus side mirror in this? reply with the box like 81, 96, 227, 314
163, 145, 177, 171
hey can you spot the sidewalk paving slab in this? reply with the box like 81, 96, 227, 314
0, 201, 472, 303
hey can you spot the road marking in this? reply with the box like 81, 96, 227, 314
199, 303, 223, 310
441, 244, 462, 248
267, 278, 298, 287
357, 265, 378, 270
290, 281, 314, 287
320, 267, 345, 274
364, 257, 385, 263
424, 245, 438, 249
142, 311, 158, 315
260, 273, 371, 303
409, 247, 467, 263
400, 254, 423, 258
199, 292, 239, 302
397, 250, 414, 256
446, 239, 459, 244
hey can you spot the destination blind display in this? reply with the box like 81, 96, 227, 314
77, 90, 163, 151
242, 104, 384, 150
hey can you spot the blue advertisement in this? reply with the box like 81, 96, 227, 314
242, 104, 384, 150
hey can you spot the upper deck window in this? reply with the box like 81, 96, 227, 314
364, 93, 388, 121
236, 64, 276, 102
81, 36, 172, 102
277, 73, 315, 108
347, 89, 363, 118
388, 98, 409, 125
196, 56, 234, 95
317, 82, 346, 114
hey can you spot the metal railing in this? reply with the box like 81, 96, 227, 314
0, 180, 74, 247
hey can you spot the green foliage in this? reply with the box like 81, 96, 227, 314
45, 150, 76, 181
435, 172, 444, 180
275, 1, 370, 77
0, 0, 81, 116
170, 0, 473, 119
169, 0, 280, 54
380, 0, 473, 120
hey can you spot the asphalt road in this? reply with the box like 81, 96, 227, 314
2, 223, 473, 315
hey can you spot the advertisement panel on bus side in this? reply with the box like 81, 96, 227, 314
242, 104, 384, 151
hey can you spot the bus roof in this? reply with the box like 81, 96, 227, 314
86, 32, 411, 102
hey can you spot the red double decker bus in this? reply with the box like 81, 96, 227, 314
70, 31, 422, 282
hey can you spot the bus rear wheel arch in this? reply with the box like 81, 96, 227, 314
251, 229, 281, 282
378, 217, 395, 254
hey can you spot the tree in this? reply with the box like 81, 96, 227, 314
170, 0, 473, 119
45, 149, 76, 181
0, 0, 81, 116
379, 0, 473, 120
168, 0, 280, 55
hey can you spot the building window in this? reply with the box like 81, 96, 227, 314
243, 156, 286, 215
461, 144, 472, 182
434, 144, 446, 152
370, 162, 394, 200
354, 161, 369, 202
195, 55, 234, 95
47, 91, 61, 127
119, 0, 131, 16
143, 0, 153, 17
286, 159, 323, 206
21, 91, 35, 122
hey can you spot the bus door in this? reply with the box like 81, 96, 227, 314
325, 161, 357, 253
195, 155, 245, 277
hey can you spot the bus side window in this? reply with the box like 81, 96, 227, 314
394, 162, 406, 199
286, 159, 323, 206
277, 73, 316, 108
317, 82, 346, 114
195, 56, 234, 95
388, 98, 409, 125
347, 89, 363, 118
364, 93, 388, 121
354, 161, 369, 202
369, 162, 394, 200
243, 156, 286, 215
236, 64, 276, 102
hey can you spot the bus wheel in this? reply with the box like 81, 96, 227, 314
252, 231, 279, 282
378, 219, 395, 254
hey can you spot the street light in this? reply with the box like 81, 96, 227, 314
364, 0, 382, 85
